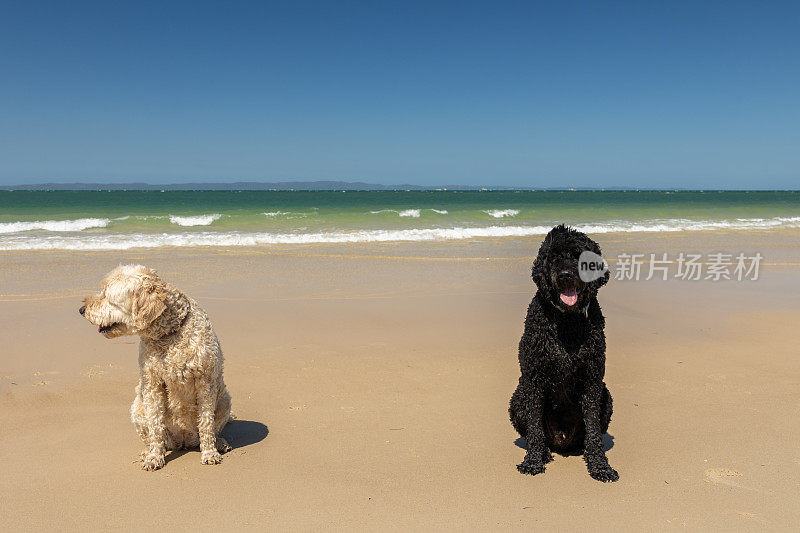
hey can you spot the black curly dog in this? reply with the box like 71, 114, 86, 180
509, 224, 618, 482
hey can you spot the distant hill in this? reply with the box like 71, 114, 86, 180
0, 181, 642, 191
0, 181, 530, 191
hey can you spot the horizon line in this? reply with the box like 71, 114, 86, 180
1, 181, 798, 192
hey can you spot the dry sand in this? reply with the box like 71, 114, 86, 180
1, 231, 799, 530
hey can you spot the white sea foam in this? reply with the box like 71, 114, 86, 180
0, 218, 110, 233
369, 208, 437, 217
0, 227, 548, 250
485, 209, 519, 218
168, 214, 222, 226
263, 211, 308, 218
2, 216, 799, 250
576, 217, 800, 233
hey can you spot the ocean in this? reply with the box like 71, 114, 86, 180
0, 190, 798, 251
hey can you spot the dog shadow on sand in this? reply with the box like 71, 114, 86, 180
222, 419, 270, 449
163, 419, 269, 465
514, 433, 614, 455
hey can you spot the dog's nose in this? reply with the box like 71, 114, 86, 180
79, 306, 86, 315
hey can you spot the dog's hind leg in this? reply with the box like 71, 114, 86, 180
212, 387, 233, 454
216, 436, 232, 453
601, 384, 613, 435
509, 387, 527, 438
214, 387, 232, 433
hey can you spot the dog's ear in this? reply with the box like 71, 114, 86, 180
589, 241, 610, 289
531, 232, 553, 288
531, 255, 546, 288
132, 272, 167, 330
595, 268, 610, 288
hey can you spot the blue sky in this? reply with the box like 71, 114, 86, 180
1, 1, 798, 188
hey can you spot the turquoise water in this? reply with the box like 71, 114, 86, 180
0, 190, 798, 250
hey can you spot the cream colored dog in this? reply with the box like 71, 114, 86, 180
80, 264, 232, 471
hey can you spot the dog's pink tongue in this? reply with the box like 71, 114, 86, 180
560, 289, 578, 306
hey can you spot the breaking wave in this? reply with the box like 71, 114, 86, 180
369, 208, 445, 217
168, 214, 222, 226
0, 218, 110, 233
485, 209, 519, 218
263, 211, 308, 218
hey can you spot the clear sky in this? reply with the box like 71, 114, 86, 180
1, 1, 798, 188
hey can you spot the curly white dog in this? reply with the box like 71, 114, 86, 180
80, 264, 232, 471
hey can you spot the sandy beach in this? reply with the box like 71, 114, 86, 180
1, 230, 798, 530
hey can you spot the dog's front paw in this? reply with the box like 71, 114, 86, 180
141, 453, 165, 471
201, 450, 223, 465
589, 464, 619, 482
517, 458, 545, 476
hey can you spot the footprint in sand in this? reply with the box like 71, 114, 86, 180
84, 364, 115, 377
703, 467, 742, 485
703, 467, 765, 494
33, 370, 60, 377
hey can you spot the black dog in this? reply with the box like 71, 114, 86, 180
509, 225, 617, 482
